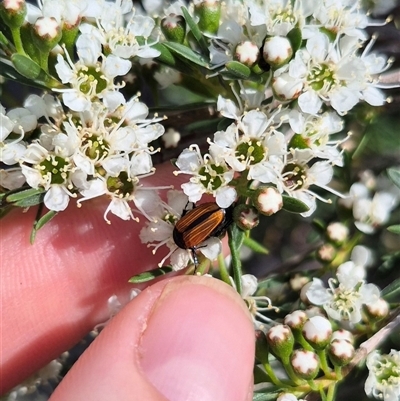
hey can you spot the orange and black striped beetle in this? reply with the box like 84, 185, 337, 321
173, 202, 234, 266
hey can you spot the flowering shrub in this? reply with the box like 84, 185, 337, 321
1, 0, 399, 400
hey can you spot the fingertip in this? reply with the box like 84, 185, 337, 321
50, 276, 255, 401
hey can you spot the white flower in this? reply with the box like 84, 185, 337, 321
342, 180, 399, 234
273, 32, 391, 115
306, 262, 381, 324
20, 143, 76, 211
175, 145, 236, 208
287, 109, 345, 166
280, 151, 342, 217
365, 350, 400, 401
54, 36, 131, 112
209, 110, 286, 187
79, 5, 160, 60
0, 111, 27, 166
230, 274, 277, 327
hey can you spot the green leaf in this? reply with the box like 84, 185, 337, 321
30, 209, 57, 244
152, 43, 177, 67
128, 266, 174, 283
281, 195, 309, 214
181, 6, 209, 55
163, 42, 209, 67
243, 235, 269, 254
253, 389, 281, 401
5, 187, 45, 207
286, 27, 302, 53
388, 224, 400, 234
228, 224, 245, 294
381, 278, 400, 302
11, 53, 41, 79
387, 166, 400, 189
224, 61, 251, 79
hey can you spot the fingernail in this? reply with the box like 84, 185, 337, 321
138, 276, 255, 401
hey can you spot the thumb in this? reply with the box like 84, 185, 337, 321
49, 275, 255, 401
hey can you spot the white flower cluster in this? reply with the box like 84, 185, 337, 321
1, 0, 165, 221
1, 95, 164, 220
175, 97, 345, 216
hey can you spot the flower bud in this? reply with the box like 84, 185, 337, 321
253, 186, 283, 216
289, 274, 309, 292
284, 310, 308, 331
272, 74, 302, 101
302, 316, 332, 350
328, 339, 355, 366
31, 17, 62, 52
161, 14, 186, 43
290, 349, 320, 380
364, 298, 389, 322
316, 243, 336, 263
266, 324, 294, 362
263, 36, 293, 68
255, 330, 269, 363
326, 222, 349, 245
194, 0, 221, 35
331, 329, 354, 344
0, 0, 26, 29
233, 204, 259, 230
234, 41, 260, 67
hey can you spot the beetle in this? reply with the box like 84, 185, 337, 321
173, 202, 234, 266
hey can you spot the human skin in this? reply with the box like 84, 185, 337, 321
0, 164, 255, 401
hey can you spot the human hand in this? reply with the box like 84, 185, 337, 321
1, 164, 255, 401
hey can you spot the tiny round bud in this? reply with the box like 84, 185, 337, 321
316, 243, 336, 263
328, 339, 355, 366
32, 17, 62, 51
291, 349, 320, 380
0, 0, 27, 28
234, 41, 260, 67
289, 274, 310, 292
300, 281, 313, 305
263, 36, 293, 68
253, 186, 283, 216
255, 330, 269, 363
302, 316, 332, 350
266, 324, 294, 362
364, 298, 389, 322
331, 329, 354, 344
194, 0, 221, 35
272, 75, 302, 101
233, 204, 259, 230
161, 14, 186, 43
284, 310, 308, 330
326, 222, 349, 245
305, 306, 326, 318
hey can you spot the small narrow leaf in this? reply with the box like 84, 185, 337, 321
152, 43, 177, 66
11, 54, 41, 79
128, 266, 174, 283
5, 188, 44, 203
282, 195, 309, 213
381, 278, 400, 302
181, 7, 209, 54
387, 166, 400, 189
243, 236, 269, 254
224, 61, 251, 79
163, 42, 209, 67
30, 209, 57, 244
